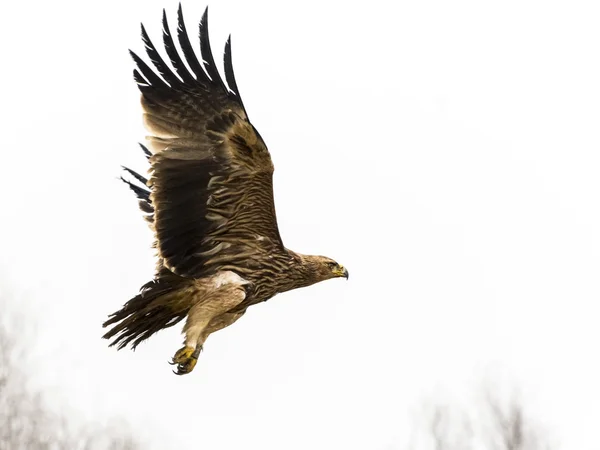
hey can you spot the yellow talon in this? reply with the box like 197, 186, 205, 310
171, 346, 194, 364
170, 346, 199, 375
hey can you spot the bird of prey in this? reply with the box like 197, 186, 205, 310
103, 5, 348, 375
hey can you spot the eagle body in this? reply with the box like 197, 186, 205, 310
103, 6, 348, 375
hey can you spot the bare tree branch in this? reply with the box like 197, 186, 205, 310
0, 297, 141, 450
412, 384, 553, 450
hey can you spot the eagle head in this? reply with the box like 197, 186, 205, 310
299, 255, 349, 285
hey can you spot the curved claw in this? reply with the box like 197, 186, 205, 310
174, 358, 197, 375
169, 345, 199, 375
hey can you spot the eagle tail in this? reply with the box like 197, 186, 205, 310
102, 275, 190, 350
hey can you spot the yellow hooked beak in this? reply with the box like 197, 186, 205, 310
333, 265, 349, 280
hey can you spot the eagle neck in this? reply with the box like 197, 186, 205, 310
279, 250, 323, 292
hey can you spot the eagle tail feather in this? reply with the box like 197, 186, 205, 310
102, 277, 190, 350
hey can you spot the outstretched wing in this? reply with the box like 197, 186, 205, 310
132, 6, 284, 279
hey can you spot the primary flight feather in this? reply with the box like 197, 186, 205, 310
103, 5, 348, 375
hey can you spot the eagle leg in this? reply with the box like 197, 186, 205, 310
169, 311, 245, 375
169, 273, 248, 375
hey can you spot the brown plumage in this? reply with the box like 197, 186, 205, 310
103, 5, 348, 375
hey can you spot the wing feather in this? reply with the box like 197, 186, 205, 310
130, 49, 169, 89
161, 9, 197, 85
223, 36, 239, 95
139, 143, 152, 159
198, 8, 226, 90
140, 24, 180, 86
176, 4, 207, 81
130, 6, 283, 279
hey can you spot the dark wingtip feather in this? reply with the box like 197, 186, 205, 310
201, 6, 209, 29
121, 166, 148, 185
223, 35, 238, 95
130, 50, 167, 88
198, 5, 223, 87
161, 8, 197, 85
176, 3, 205, 80
141, 22, 180, 86
223, 35, 246, 115
139, 143, 152, 158
161, 9, 169, 40
133, 69, 148, 86
120, 177, 150, 201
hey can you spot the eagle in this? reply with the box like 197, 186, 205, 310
103, 5, 348, 375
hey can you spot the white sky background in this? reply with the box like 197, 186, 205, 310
1, 0, 600, 448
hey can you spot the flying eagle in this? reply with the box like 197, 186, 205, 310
103, 6, 348, 375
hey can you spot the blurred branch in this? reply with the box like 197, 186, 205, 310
412, 384, 552, 450
0, 297, 141, 450
487, 391, 525, 450
427, 403, 473, 450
